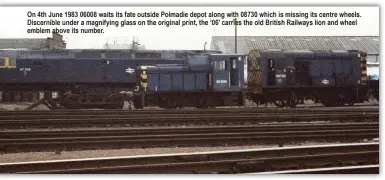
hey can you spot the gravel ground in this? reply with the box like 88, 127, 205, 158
0, 141, 376, 164
0, 100, 379, 111
0, 143, 327, 163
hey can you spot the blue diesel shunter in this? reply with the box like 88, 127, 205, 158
246, 50, 369, 107
133, 54, 247, 109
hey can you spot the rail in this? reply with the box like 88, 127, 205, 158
0, 143, 378, 174
0, 123, 379, 152
0, 113, 378, 129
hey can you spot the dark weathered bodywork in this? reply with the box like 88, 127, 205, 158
246, 50, 368, 107
133, 54, 247, 109
0, 49, 214, 108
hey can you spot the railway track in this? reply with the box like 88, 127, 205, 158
0, 106, 379, 115
0, 111, 378, 120
0, 123, 378, 152
0, 113, 378, 129
0, 143, 378, 174
252, 165, 380, 174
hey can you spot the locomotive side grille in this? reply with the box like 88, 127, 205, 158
360, 53, 367, 85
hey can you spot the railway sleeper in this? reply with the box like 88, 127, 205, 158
10, 151, 378, 174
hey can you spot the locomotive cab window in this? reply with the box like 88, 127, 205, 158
268, 59, 275, 68
214, 60, 227, 70
231, 58, 237, 69
8, 58, 17, 67
0, 57, 16, 68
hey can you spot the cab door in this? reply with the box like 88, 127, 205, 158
212, 59, 229, 90
230, 56, 245, 88
230, 57, 238, 86
267, 59, 276, 86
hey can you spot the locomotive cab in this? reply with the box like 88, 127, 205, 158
133, 54, 247, 109
210, 54, 245, 91
248, 50, 295, 89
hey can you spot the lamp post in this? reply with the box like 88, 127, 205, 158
234, 18, 237, 54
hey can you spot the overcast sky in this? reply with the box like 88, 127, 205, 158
0, 6, 379, 49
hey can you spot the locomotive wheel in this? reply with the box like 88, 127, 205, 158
206, 96, 216, 108
344, 98, 355, 106
196, 96, 207, 109
105, 94, 124, 109
287, 100, 298, 108
336, 93, 347, 107
133, 95, 144, 109
274, 91, 298, 108
273, 100, 298, 108
273, 100, 287, 108
288, 91, 299, 108
159, 96, 177, 109
374, 91, 379, 101
64, 94, 82, 109
196, 96, 216, 109
337, 101, 345, 106
165, 99, 177, 109
321, 100, 338, 107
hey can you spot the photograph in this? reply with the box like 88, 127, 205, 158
0, 0, 380, 175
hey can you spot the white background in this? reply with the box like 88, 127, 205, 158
0, 5, 379, 49
0, 0, 382, 180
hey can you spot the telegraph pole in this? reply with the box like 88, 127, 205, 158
234, 18, 237, 54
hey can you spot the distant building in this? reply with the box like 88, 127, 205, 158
367, 62, 379, 80
211, 36, 380, 62
103, 43, 146, 50
103, 37, 146, 50
0, 33, 66, 50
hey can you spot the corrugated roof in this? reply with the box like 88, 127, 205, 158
0, 39, 47, 50
211, 36, 380, 55
0, 33, 66, 50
